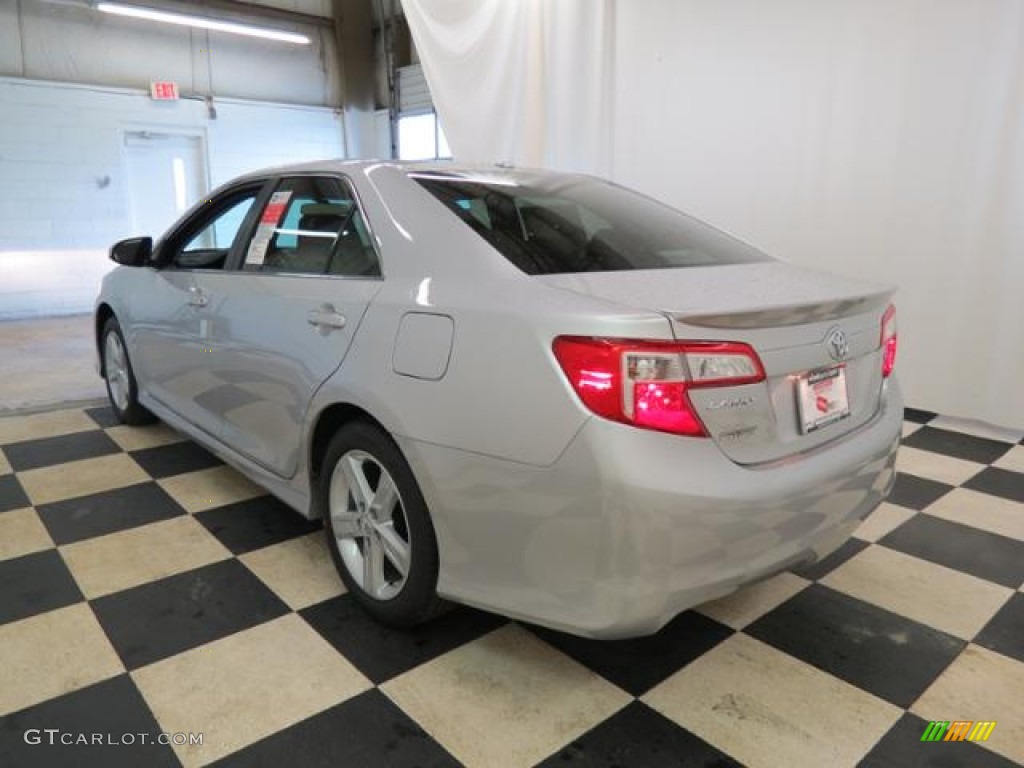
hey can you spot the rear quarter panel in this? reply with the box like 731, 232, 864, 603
309, 164, 676, 467
312, 280, 672, 467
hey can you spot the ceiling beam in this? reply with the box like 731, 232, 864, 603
184, 0, 333, 29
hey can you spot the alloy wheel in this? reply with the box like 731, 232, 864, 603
329, 449, 412, 600
104, 331, 130, 411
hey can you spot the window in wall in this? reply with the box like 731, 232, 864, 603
244, 176, 380, 277
398, 111, 452, 161
438, 121, 451, 158
172, 158, 188, 213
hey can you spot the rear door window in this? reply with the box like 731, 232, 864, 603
243, 176, 381, 277
412, 174, 770, 275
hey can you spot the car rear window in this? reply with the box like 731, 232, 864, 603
412, 174, 770, 275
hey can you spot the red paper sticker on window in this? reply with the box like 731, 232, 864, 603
261, 203, 286, 224
260, 191, 292, 225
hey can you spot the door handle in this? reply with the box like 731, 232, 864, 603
187, 286, 208, 307
307, 305, 347, 331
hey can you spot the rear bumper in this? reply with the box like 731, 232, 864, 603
401, 379, 903, 639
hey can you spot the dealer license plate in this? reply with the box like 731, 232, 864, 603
796, 365, 851, 434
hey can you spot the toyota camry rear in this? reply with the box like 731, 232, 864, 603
392, 168, 902, 638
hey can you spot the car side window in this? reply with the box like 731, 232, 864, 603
167, 188, 261, 270
243, 176, 381, 277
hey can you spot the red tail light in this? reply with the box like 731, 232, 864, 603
552, 337, 765, 437
880, 304, 897, 378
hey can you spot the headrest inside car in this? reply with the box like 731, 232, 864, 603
300, 202, 352, 218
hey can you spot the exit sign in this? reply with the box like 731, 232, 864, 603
150, 81, 179, 101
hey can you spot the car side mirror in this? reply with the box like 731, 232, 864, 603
110, 237, 152, 267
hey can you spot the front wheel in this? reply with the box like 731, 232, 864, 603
101, 318, 155, 425
321, 421, 445, 626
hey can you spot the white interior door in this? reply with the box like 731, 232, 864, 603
123, 132, 207, 239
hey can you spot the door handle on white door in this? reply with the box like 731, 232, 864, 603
307, 305, 347, 331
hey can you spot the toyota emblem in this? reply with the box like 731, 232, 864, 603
826, 327, 849, 361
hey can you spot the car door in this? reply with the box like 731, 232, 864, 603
130, 181, 270, 435
194, 174, 384, 477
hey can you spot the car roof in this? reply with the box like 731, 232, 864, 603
231, 159, 587, 186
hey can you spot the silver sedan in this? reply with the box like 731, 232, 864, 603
95, 161, 902, 638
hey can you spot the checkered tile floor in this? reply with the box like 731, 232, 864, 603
1, 404, 1022, 767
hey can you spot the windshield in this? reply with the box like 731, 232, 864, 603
412, 173, 771, 275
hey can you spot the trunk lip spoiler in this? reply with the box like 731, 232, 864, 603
670, 291, 893, 329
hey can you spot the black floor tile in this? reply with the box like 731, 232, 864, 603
963, 467, 1024, 504
746, 584, 964, 708
195, 496, 320, 555
888, 473, 953, 511
0, 474, 30, 513
0, 550, 83, 624
36, 482, 186, 546
528, 611, 734, 697
208, 689, 458, 768
539, 700, 741, 767
2, 431, 120, 473
902, 426, 1012, 465
902, 408, 937, 424
0, 675, 181, 768
85, 406, 121, 428
974, 592, 1024, 663
792, 537, 870, 581
880, 515, 1024, 589
129, 442, 221, 479
300, 594, 506, 684
858, 712, 1017, 768
90, 559, 289, 669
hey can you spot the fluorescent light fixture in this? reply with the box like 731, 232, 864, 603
96, 2, 311, 44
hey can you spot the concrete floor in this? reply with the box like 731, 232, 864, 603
0, 314, 105, 412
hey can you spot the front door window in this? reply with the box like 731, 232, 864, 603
164, 187, 263, 270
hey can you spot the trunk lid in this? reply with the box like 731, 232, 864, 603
537, 262, 895, 464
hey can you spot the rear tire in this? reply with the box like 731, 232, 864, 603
321, 421, 446, 626
101, 317, 156, 426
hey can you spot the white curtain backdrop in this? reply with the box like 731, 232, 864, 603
403, 0, 615, 173
405, 0, 1024, 430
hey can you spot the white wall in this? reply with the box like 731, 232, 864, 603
0, 0, 338, 107
0, 0, 345, 319
0, 77, 344, 319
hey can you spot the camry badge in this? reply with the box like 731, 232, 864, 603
707, 396, 755, 410
826, 327, 849, 362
